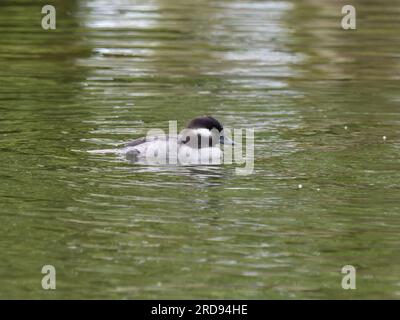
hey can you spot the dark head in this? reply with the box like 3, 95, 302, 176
181, 116, 234, 148
187, 116, 223, 133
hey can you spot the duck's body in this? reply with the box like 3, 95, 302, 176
123, 116, 233, 165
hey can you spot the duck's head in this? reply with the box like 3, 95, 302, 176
180, 116, 234, 148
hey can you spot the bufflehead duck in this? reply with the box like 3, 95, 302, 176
124, 116, 234, 164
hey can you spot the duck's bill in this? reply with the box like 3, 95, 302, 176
219, 135, 235, 145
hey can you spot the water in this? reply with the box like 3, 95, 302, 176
1, 0, 400, 299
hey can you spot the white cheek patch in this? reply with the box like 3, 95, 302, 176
180, 128, 220, 148
195, 128, 220, 148
192, 128, 212, 137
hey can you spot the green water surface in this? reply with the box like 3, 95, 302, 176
1, 0, 400, 299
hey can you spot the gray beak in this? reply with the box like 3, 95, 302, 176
219, 135, 235, 145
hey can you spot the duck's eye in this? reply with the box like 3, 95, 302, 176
182, 135, 190, 144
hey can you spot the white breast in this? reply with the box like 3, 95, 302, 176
123, 137, 222, 165
178, 145, 222, 165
